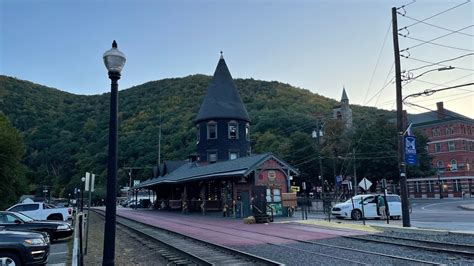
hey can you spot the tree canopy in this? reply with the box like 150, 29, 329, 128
0, 75, 431, 199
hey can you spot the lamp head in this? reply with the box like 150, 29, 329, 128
81, 177, 86, 182
103, 40, 126, 74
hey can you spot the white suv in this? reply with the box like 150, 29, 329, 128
331, 194, 402, 220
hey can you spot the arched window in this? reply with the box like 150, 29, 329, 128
337, 111, 342, 120
450, 159, 458, 171
437, 160, 444, 171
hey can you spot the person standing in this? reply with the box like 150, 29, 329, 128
378, 195, 386, 219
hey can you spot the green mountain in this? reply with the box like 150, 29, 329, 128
0, 75, 393, 199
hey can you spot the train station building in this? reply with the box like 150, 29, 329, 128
132, 55, 298, 217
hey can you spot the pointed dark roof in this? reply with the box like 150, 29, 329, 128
341, 87, 349, 101
195, 56, 250, 123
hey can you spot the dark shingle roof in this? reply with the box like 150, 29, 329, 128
408, 109, 473, 126
133, 153, 299, 189
195, 56, 250, 123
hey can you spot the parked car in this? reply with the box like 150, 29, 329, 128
6, 202, 72, 221
331, 194, 402, 220
0, 211, 73, 241
0, 226, 50, 265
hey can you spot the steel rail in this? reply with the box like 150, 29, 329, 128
344, 235, 474, 258
93, 209, 282, 265
133, 214, 439, 265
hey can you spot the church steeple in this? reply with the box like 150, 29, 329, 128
195, 54, 251, 163
341, 87, 349, 102
333, 87, 353, 129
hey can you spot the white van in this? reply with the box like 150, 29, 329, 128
331, 194, 402, 220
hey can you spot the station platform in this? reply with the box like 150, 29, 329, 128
111, 207, 376, 247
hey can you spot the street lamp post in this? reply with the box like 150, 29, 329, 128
312, 125, 324, 195
81, 177, 86, 212
102, 40, 126, 266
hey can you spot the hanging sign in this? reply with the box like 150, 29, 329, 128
405, 136, 417, 165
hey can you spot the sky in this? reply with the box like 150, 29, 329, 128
1, 0, 473, 118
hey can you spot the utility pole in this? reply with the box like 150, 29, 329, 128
392, 6, 411, 227
353, 148, 357, 196
158, 110, 162, 166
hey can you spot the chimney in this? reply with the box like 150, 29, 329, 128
436, 102, 445, 119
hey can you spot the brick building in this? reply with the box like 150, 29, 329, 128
407, 102, 474, 198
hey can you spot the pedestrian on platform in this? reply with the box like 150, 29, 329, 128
378, 195, 386, 219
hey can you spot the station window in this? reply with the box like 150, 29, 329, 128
245, 123, 250, 141
196, 125, 200, 144
207, 122, 217, 139
228, 121, 238, 139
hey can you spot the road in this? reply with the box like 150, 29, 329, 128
46, 238, 69, 266
410, 198, 474, 232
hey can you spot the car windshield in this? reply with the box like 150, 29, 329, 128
14, 212, 34, 222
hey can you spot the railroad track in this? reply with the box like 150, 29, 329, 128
92, 209, 282, 265
124, 212, 441, 265
344, 234, 474, 259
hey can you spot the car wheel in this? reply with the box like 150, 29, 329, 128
0, 252, 21, 266
351, 209, 362, 221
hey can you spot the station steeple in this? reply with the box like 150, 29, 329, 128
195, 54, 250, 123
195, 54, 251, 163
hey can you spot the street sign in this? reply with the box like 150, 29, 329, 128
405, 136, 417, 165
359, 178, 372, 191
85, 172, 95, 192
291, 186, 300, 192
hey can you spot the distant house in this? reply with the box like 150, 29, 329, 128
407, 102, 474, 198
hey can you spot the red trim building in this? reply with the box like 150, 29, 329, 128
407, 102, 474, 198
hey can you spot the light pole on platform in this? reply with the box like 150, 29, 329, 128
102, 40, 126, 266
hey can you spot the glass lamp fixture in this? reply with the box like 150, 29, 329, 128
103, 40, 126, 73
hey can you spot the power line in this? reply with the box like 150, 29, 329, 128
403, 82, 474, 101
398, 0, 471, 30
406, 53, 474, 72
363, 21, 393, 104
400, 25, 474, 52
402, 56, 474, 72
400, 14, 474, 37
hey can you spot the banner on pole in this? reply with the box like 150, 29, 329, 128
404, 136, 417, 165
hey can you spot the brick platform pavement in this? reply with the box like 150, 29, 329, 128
114, 208, 373, 247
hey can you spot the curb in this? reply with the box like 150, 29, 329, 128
457, 205, 474, 211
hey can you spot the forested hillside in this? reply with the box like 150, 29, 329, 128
0, 74, 401, 200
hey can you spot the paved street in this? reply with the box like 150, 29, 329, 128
410, 198, 474, 232
46, 238, 69, 266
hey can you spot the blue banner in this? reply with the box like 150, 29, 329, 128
405, 136, 417, 165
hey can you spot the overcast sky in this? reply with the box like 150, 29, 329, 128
1, 0, 472, 118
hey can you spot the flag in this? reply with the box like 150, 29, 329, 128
406, 123, 413, 136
